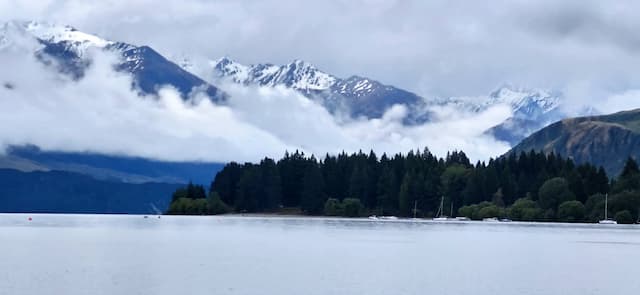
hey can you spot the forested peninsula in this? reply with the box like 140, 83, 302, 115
167, 149, 640, 224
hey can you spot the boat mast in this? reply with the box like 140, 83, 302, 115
604, 193, 608, 220
413, 200, 418, 218
450, 202, 453, 218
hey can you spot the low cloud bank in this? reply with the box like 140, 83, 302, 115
0, 49, 514, 163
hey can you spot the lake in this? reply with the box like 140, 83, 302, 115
0, 214, 638, 295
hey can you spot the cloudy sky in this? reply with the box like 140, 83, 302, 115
1, 0, 640, 163
3, 0, 640, 99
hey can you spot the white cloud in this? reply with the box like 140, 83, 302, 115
2, 0, 639, 164
595, 91, 640, 115
3, 0, 640, 102
0, 48, 512, 163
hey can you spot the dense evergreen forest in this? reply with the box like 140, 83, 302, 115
167, 149, 640, 223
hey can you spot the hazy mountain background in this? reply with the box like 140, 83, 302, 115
2, 6, 640, 213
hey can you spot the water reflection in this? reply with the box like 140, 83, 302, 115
0, 214, 639, 295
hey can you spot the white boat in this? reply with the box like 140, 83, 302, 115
432, 196, 451, 221
368, 215, 379, 220
482, 217, 499, 222
599, 194, 617, 224
379, 216, 399, 220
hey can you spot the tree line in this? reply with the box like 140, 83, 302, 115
167, 148, 640, 223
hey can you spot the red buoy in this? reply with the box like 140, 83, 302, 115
28, 217, 32, 221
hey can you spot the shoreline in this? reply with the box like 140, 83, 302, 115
1, 212, 638, 227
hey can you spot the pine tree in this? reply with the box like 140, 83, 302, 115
235, 166, 260, 212
259, 158, 282, 210
376, 166, 397, 215
348, 162, 369, 203
300, 162, 327, 214
621, 157, 640, 178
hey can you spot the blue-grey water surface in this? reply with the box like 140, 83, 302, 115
0, 214, 638, 295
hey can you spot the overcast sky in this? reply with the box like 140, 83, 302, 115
3, 0, 640, 101
1, 0, 640, 162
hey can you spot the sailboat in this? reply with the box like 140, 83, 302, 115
432, 196, 448, 221
599, 193, 617, 224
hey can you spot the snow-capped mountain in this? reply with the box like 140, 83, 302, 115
435, 86, 565, 144
482, 87, 565, 144
3, 20, 573, 146
211, 57, 425, 119
1, 21, 223, 100
215, 57, 337, 91
209, 57, 568, 142
24, 21, 115, 56
487, 87, 561, 117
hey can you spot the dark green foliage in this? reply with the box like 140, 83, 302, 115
167, 191, 231, 215
323, 198, 364, 217
210, 162, 243, 205
621, 157, 640, 178
477, 204, 502, 219
235, 165, 261, 212
376, 163, 398, 215
609, 191, 640, 221
167, 197, 208, 215
208, 192, 232, 215
342, 198, 364, 217
172, 182, 206, 201
612, 158, 640, 193
191, 148, 626, 222
300, 161, 327, 214
557, 200, 585, 222
457, 205, 476, 219
584, 194, 605, 222
458, 202, 501, 220
507, 198, 543, 221
323, 198, 343, 216
441, 165, 470, 215
615, 210, 634, 224
538, 178, 575, 210
348, 161, 369, 202
398, 171, 423, 217
258, 158, 283, 210
278, 151, 312, 207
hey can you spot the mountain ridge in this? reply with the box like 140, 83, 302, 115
1, 20, 224, 100
208, 56, 568, 140
509, 108, 640, 176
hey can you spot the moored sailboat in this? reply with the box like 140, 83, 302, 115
432, 196, 448, 221
599, 194, 617, 224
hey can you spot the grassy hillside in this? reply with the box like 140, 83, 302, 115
509, 109, 640, 176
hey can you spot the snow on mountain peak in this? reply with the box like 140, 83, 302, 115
488, 86, 560, 114
24, 21, 112, 47
213, 58, 337, 91
0, 21, 115, 57
213, 56, 250, 83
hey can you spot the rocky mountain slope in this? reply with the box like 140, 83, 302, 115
208, 57, 566, 142
1, 21, 224, 100
509, 108, 640, 176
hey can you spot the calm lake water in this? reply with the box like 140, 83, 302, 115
0, 214, 639, 295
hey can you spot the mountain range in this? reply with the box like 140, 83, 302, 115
510, 108, 640, 176
2, 20, 571, 145
3, 20, 631, 213
205, 57, 567, 143
1, 21, 224, 100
